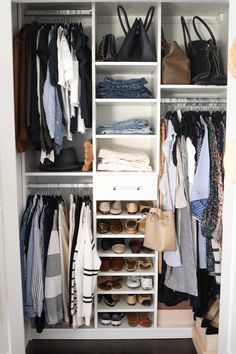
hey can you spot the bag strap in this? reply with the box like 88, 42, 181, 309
161, 27, 169, 55
181, 16, 193, 53
144, 6, 155, 32
192, 16, 216, 47
117, 5, 131, 36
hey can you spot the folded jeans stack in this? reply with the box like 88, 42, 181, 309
97, 148, 152, 172
97, 77, 152, 98
97, 119, 153, 135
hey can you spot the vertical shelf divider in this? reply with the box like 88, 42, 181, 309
92, 1, 98, 330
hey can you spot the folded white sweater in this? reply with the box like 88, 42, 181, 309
97, 161, 152, 172
98, 148, 150, 165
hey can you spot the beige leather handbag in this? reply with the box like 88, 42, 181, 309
162, 28, 191, 85
143, 207, 177, 252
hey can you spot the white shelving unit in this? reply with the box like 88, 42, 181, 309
11, 0, 228, 344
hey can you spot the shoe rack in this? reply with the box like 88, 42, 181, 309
95, 201, 158, 330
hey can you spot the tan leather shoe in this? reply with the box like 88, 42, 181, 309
126, 294, 137, 306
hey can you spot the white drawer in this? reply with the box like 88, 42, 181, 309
94, 174, 157, 201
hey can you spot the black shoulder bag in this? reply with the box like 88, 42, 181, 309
181, 16, 227, 85
117, 5, 156, 62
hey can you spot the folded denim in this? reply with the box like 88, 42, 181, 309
97, 77, 151, 92
97, 128, 152, 135
98, 83, 147, 91
104, 77, 147, 85
97, 90, 152, 98
97, 119, 150, 130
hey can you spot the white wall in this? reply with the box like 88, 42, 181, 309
0, 0, 26, 353
219, 0, 236, 353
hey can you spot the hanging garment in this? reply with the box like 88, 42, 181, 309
164, 137, 198, 297
72, 24, 92, 128
58, 202, 69, 323
160, 120, 182, 267
73, 202, 101, 327
69, 196, 83, 324
45, 210, 63, 325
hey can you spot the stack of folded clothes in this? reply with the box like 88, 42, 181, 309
97, 148, 152, 172
97, 119, 153, 135
97, 77, 152, 98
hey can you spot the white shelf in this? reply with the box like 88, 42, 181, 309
97, 284, 155, 295
96, 212, 144, 219
95, 61, 157, 74
95, 99, 157, 105
161, 84, 227, 97
98, 249, 155, 257
96, 134, 156, 139
97, 315, 154, 330
97, 233, 145, 239
97, 298, 155, 313
25, 172, 93, 177
96, 171, 157, 176
99, 269, 155, 277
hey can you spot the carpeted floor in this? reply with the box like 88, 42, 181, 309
27, 339, 197, 354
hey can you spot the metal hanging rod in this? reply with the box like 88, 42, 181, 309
27, 183, 93, 189
24, 9, 92, 17
161, 98, 227, 103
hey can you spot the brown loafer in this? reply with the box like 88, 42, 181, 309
100, 257, 111, 271
127, 313, 138, 327
112, 277, 123, 289
129, 239, 142, 253
138, 312, 152, 327
110, 220, 123, 234
110, 257, 123, 271
98, 276, 113, 290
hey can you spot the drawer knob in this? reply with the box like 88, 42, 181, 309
112, 186, 142, 191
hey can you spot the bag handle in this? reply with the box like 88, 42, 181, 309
117, 5, 131, 36
144, 6, 155, 32
181, 16, 193, 53
161, 27, 170, 55
192, 16, 217, 47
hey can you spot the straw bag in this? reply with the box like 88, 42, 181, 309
143, 207, 176, 252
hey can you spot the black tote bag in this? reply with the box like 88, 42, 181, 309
181, 16, 227, 85
117, 6, 156, 62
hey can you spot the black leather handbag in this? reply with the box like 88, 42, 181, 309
117, 6, 156, 62
181, 16, 227, 85
97, 34, 117, 61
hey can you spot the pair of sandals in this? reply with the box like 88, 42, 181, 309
124, 257, 153, 272
126, 201, 152, 215
98, 220, 123, 234
125, 219, 146, 234
98, 201, 122, 215
126, 275, 153, 290
126, 294, 152, 306
98, 276, 123, 290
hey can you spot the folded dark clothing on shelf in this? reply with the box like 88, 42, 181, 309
97, 76, 152, 98
97, 89, 152, 98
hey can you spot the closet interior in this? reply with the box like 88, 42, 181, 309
12, 0, 228, 349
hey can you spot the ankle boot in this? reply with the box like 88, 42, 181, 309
201, 298, 220, 328
206, 313, 219, 335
